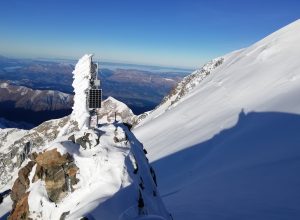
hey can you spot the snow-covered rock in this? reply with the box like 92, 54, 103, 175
135, 57, 224, 128
6, 124, 171, 220
98, 96, 137, 125
0, 116, 78, 192
133, 19, 300, 219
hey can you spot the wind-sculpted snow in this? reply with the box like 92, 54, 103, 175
134, 19, 300, 219
71, 54, 93, 129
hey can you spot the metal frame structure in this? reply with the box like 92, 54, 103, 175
87, 56, 102, 128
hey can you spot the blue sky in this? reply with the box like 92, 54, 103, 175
0, 0, 299, 68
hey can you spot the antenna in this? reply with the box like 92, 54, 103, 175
88, 55, 102, 128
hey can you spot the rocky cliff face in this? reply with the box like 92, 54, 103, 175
159, 58, 224, 107
9, 149, 78, 220
0, 116, 79, 190
10, 161, 35, 209
34, 149, 78, 203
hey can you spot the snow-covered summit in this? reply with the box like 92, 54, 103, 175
0, 54, 171, 219
133, 20, 300, 219
4, 123, 171, 220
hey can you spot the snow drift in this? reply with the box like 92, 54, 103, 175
134, 20, 300, 219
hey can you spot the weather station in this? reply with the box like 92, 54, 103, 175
87, 57, 102, 128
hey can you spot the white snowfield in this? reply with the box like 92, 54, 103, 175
27, 124, 170, 220
134, 20, 300, 219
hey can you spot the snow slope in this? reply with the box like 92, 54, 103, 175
134, 20, 300, 219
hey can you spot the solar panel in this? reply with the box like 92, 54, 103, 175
88, 89, 102, 108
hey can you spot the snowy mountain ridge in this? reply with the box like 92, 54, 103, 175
135, 57, 225, 127
6, 124, 170, 220
133, 19, 300, 219
0, 55, 170, 220
0, 81, 73, 111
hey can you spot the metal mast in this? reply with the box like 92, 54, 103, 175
88, 55, 102, 128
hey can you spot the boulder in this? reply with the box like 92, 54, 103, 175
34, 148, 79, 203
35, 149, 71, 169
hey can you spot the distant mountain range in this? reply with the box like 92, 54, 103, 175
0, 55, 188, 103
0, 81, 73, 127
0, 56, 189, 127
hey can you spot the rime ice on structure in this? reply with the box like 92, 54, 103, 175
72, 54, 102, 129
71, 54, 93, 129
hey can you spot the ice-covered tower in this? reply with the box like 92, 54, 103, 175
71, 54, 102, 129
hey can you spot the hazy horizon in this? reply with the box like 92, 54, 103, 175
0, 0, 299, 69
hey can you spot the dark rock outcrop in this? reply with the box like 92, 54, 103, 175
9, 148, 79, 219
11, 161, 35, 207
9, 160, 35, 220
75, 133, 92, 149
34, 149, 79, 203
60, 211, 70, 220
9, 192, 30, 220
73, 132, 99, 149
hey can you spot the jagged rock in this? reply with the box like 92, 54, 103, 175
133, 57, 224, 128
75, 133, 91, 149
34, 149, 78, 203
75, 132, 98, 149
9, 192, 30, 220
32, 164, 43, 183
0, 115, 79, 189
35, 149, 71, 169
45, 167, 67, 202
68, 134, 76, 143
66, 164, 79, 178
11, 161, 35, 207
97, 96, 137, 125
60, 211, 70, 220
28, 152, 38, 161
